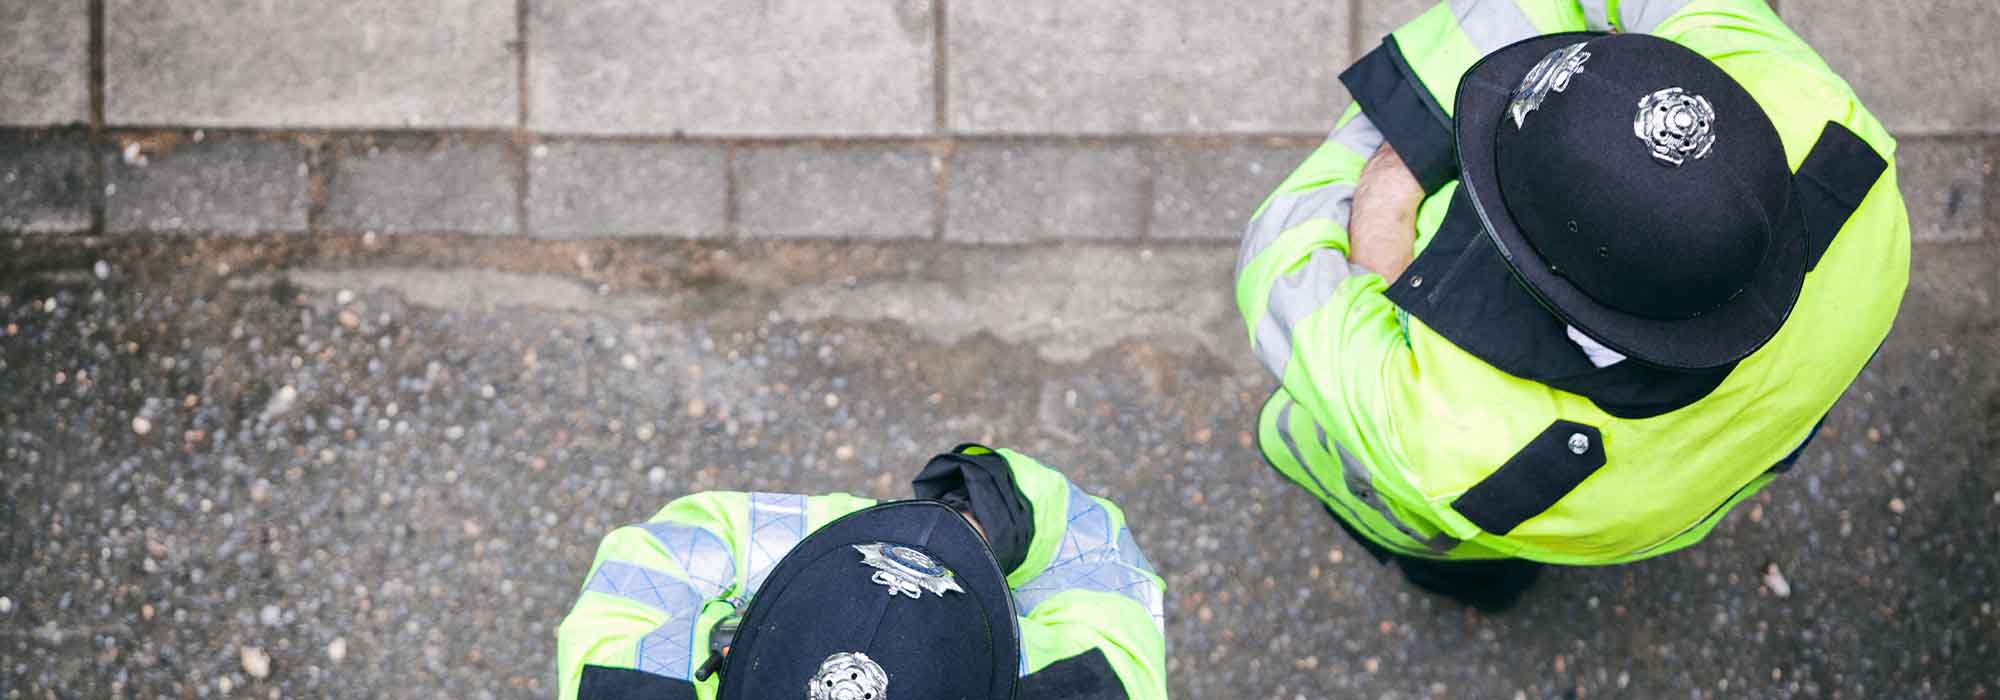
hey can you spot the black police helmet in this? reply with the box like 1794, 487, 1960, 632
717, 500, 1019, 700
1456, 32, 1804, 370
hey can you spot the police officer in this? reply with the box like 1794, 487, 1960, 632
554, 444, 1167, 699
1236, 0, 1906, 610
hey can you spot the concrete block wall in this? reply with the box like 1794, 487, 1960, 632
0, 0, 1993, 245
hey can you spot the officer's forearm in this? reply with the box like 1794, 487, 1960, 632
1349, 144, 1423, 281
1351, 206, 1416, 280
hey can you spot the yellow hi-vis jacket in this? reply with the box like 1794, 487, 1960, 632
554, 446, 1167, 700
1236, 0, 1908, 565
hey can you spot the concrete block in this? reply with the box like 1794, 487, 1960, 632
105, 0, 515, 128
105, 137, 309, 234
0, 133, 90, 233
1786, 1, 2000, 134
1152, 142, 1314, 242
948, 2, 1347, 134
1895, 138, 1988, 243
946, 143, 1144, 244
0, 1, 89, 125
324, 138, 516, 235
527, 142, 725, 239
530, 0, 934, 135
738, 146, 936, 240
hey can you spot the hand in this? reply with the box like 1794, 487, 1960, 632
1350, 144, 1425, 281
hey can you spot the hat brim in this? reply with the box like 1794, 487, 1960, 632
1454, 32, 1807, 371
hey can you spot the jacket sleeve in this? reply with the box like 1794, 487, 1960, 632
1237, 101, 1446, 505
554, 490, 876, 700
981, 447, 1168, 700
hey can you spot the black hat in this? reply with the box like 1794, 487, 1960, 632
1454, 32, 1803, 370
718, 500, 1019, 700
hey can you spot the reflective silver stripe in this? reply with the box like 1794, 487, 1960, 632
1016, 483, 1165, 632
1047, 484, 1114, 569
1330, 442, 1460, 553
1237, 183, 1358, 279
1280, 399, 1454, 553
1253, 312, 1293, 379
1276, 400, 1341, 504
744, 492, 808, 597
1579, 0, 1615, 30
1618, 0, 1693, 32
1116, 528, 1156, 576
641, 522, 736, 599
1328, 113, 1385, 158
586, 561, 706, 680
1449, 0, 1541, 53
1255, 248, 1370, 380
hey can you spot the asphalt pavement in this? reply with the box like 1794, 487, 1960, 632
2, 233, 1994, 698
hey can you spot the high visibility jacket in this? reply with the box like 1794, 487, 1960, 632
554, 446, 1168, 699
1236, 0, 1908, 565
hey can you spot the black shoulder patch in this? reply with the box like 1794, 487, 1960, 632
1019, 648, 1130, 700
1451, 421, 1607, 535
578, 665, 698, 700
1792, 121, 1887, 271
1340, 36, 1458, 194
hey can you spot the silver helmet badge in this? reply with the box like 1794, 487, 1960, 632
1634, 87, 1716, 166
808, 652, 888, 700
853, 542, 964, 599
1508, 42, 1592, 129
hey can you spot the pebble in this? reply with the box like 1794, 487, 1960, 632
687, 399, 707, 418
93, 261, 110, 280
337, 310, 361, 329
621, 353, 639, 370
131, 416, 153, 435
481, 384, 497, 399
636, 424, 656, 441
0, 596, 11, 614
1763, 563, 1792, 598
336, 289, 355, 305
446, 426, 466, 441
835, 445, 856, 462
1888, 497, 1907, 514
240, 645, 271, 678
824, 393, 840, 408
328, 637, 348, 664
260, 604, 282, 626
264, 385, 298, 419
1363, 657, 1380, 673
648, 467, 667, 485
